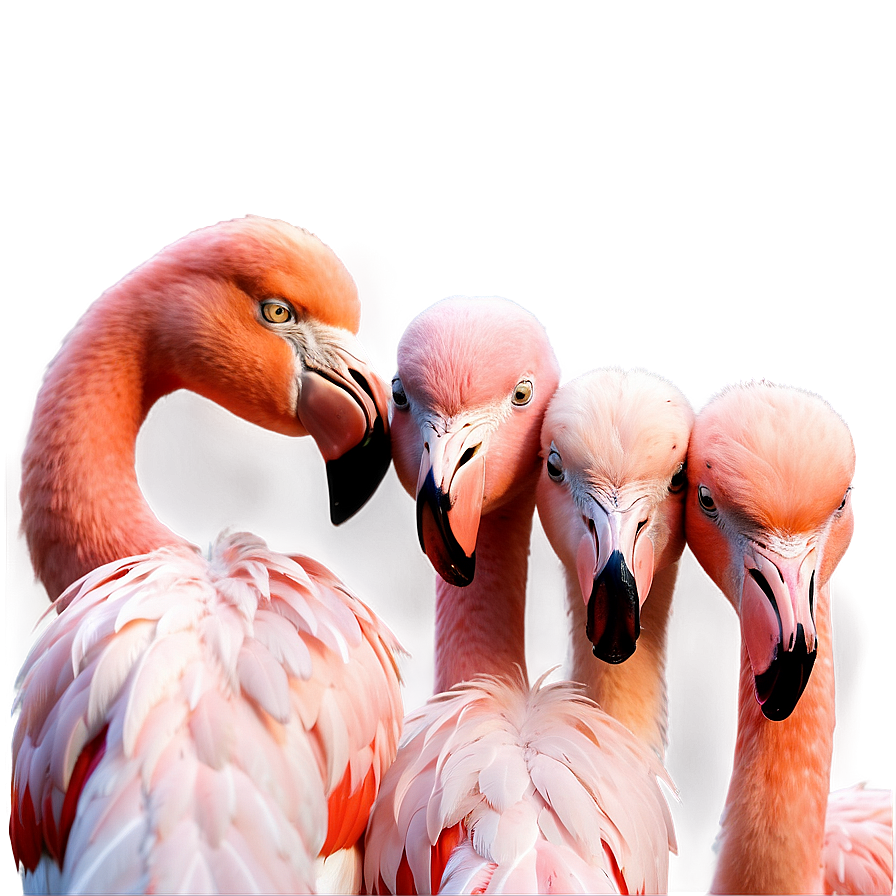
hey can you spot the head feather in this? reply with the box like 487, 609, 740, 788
543, 368, 694, 492
693, 381, 855, 535
397, 296, 557, 417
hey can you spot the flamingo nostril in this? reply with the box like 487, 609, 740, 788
808, 569, 815, 622
458, 443, 481, 468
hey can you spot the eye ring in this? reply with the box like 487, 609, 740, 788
260, 299, 294, 325
511, 379, 534, 407
391, 376, 409, 410
697, 485, 717, 514
546, 444, 564, 482
669, 462, 687, 494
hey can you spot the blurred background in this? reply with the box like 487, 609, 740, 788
3, 3, 893, 892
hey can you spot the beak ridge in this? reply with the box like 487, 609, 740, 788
297, 342, 392, 525
741, 546, 818, 720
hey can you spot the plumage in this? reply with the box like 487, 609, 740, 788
685, 380, 893, 894
823, 785, 894, 896
364, 298, 675, 893
10, 218, 403, 893
365, 673, 675, 894
12, 537, 405, 893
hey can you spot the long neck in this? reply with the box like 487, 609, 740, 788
433, 488, 534, 693
565, 561, 677, 760
20, 290, 188, 600
711, 583, 834, 894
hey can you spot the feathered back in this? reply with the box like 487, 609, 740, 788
690, 381, 854, 535
364, 671, 676, 894
11, 533, 403, 893
822, 785, 894, 896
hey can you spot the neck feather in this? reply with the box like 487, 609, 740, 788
712, 584, 834, 894
433, 488, 535, 693
565, 562, 677, 759
21, 291, 188, 600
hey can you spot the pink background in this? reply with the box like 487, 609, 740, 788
0, 0, 896, 888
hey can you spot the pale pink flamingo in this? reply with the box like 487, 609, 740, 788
684, 380, 893, 895
534, 368, 694, 761
10, 216, 403, 893
363, 297, 676, 894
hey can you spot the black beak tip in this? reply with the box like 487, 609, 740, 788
754, 625, 817, 721
326, 418, 392, 525
435, 552, 476, 588
591, 639, 638, 664
585, 550, 641, 665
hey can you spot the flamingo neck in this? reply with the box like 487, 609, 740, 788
433, 489, 534, 694
711, 583, 834, 894
21, 289, 189, 600
565, 562, 677, 760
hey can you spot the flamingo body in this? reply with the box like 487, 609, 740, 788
10, 217, 403, 892
364, 672, 675, 895
12, 535, 401, 893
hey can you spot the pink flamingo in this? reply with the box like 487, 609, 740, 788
684, 381, 893, 895
535, 367, 694, 761
10, 217, 403, 893
363, 298, 675, 894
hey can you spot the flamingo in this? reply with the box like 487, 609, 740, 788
9, 216, 404, 893
363, 297, 676, 894
684, 380, 893, 894
534, 368, 694, 760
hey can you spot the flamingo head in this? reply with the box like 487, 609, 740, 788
390, 296, 559, 586
148, 216, 391, 524
536, 368, 694, 663
685, 381, 855, 720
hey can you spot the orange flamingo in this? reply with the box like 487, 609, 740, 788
535, 368, 694, 760
684, 381, 893, 895
364, 298, 675, 893
10, 217, 403, 893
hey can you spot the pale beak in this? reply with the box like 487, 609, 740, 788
741, 542, 818, 720
297, 333, 392, 525
575, 500, 655, 663
415, 419, 488, 586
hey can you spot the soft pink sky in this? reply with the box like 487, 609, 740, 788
0, 0, 896, 884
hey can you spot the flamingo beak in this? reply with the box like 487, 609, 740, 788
576, 502, 655, 663
414, 421, 487, 586
296, 335, 392, 525
741, 544, 818, 720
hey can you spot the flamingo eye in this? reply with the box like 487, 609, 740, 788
546, 445, 564, 482
391, 376, 409, 410
260, 300, 294, 324
697, 485, 717, 514
669, 462, 687, 494
837, 487, 851, 512
512, 379, 534, 406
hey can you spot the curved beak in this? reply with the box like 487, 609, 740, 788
575, 500, 655, 663
415, 419, 487, 586
741, 543, 818, 720
297, 333, 392, 525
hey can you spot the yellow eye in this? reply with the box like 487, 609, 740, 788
261, 300, 294, 324
512, 379, 534, 406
